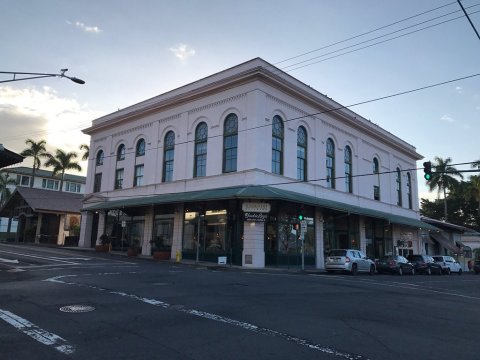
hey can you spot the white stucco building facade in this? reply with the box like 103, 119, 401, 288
79, 58, 435, 268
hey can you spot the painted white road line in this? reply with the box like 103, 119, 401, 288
0, 250, 78, 265
0, 309, 75, 355
45, 274, 368, 359
0, 257, 19, 264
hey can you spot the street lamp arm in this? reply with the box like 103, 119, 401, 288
0, 69, 85, 84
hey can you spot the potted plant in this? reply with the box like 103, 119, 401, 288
150, 236, 171, 260
127, 238, 141, 257
95, 234, 111, 252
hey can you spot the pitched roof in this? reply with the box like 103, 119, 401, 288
0, 145, 24, 168
4, 187, 83, 214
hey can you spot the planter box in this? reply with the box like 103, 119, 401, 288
95, 244, 110, 253
153, 251, 171, 260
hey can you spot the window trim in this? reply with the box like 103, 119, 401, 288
117, 144, 126, 161
162, 131, 175, 182
222, 113, 238, 173
136, 138, 146, 157
194, 122, 208, 178
272, 115, 284, 175
95, 150, 104, 166
297, 126, 307, 181
326, 138, 335, 189
134, 165, 144, 187
344, 145, 352, 193
115, 168, 124, 190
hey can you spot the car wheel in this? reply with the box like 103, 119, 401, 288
351, 264, 358, 275
398, 267, 403, 276
426, 267, 432, 275
369, 265, 375, 275
446, 268, 451, 275
458, 268, 462, 275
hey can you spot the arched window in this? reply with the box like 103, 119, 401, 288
344, 146, 352, 193
117, 144, 125, 161
136, 138, 145, 157
326, 138, 335, 189
396, 168, 402, 206
194, 122, 208, 177
162, 131, 175, 182
407, 172, 413, 209
223, 113, 238, 173
272, 115, 284, 175
373, 157, 380, 201
95, 150, 104, 166
297, 126, 307, 181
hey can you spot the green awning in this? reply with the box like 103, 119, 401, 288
84, 185, 438, 230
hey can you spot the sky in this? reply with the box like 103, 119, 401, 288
1, 0, 479, 202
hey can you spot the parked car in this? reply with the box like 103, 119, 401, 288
432, 255, 463, 275
407, 254, 443, 275
325, 249, 376, 275
376, 255, 415, 275
473, 259, 480, 274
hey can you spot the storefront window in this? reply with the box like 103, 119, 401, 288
182, 209, 228, 260
152, 216, 173, 251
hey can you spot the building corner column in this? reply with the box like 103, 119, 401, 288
315, 209, 324, 269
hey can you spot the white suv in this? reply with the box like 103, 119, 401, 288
432, 255, 463, 275
325, 249, 376, 275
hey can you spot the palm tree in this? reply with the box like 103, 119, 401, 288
427, 156, 463, 220
0, 173, 16, 207
79, 144, 89, 161
465, 176, 480, 218
20, 139, 48, 187
44, 149, 82, 192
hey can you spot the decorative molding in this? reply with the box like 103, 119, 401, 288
322, 119, 357, 139
159, 113, 181, 124
361, 139, 389, 156
188, 93, 247, 114
93, 137, 107, 143
266, 94, 309, 118
112, 122, 153, 138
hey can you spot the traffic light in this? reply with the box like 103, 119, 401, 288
423, 161, 432, 180
298, 213, 304, 221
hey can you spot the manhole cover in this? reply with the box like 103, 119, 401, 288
59, 305, 95, 313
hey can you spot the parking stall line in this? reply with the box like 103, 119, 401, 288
0, 309, 75, 355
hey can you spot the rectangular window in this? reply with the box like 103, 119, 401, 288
223, 135, 237, 173
42, 179, 59, 190
297, 146, 306, 181
163, 150, 174, 182
134, 165, 144, 187
272, 138, 282, 175
115, 168, 124, 189
194, 143, 207, 177
374, 185, 380, 201
94, 173, 102, 192
65, 182, 81, 192
21, 175, 30, 186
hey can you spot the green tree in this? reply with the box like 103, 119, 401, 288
0, 173, 16, 206
44, 149, 82, 192
20, 139, 48, 188
79, 144, 89, 161
426, 157, 463, 221
464, 175, 480, 218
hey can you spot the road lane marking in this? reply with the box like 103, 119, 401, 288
0, 250, 78, 264
0, 257, 19, 264
0, 309, 75, 355
44, 274, 368, 359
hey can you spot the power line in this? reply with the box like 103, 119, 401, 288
274, 1, 462, 66
283, 9, 480, 72
457, 0, 480, 39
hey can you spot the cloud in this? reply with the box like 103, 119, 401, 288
440, 114, 455, 123
0, 86, 104, 172
455, 86, 463, 93
169, 43, 195, 61
67, 20, 102, 33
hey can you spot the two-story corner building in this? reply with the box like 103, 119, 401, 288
78, 58, 436, 268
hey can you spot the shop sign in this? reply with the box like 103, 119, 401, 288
242, 202, 271, 213
244, 212, 268, 222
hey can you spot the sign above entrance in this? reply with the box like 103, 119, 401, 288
244, 212, 268, 222
242, 202, 271, 213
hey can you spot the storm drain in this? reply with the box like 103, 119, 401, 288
59, 305, 95, 313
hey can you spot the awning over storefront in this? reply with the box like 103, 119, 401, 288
84, 185, 437, 231
430, 232, 462, 254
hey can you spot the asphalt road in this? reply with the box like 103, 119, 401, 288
1, 243, 479, 360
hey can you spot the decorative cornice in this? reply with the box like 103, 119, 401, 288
188, 93, 247, 114
321, 118, 357, 139
159, 113, 181, 124
112, 122, 153, 138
